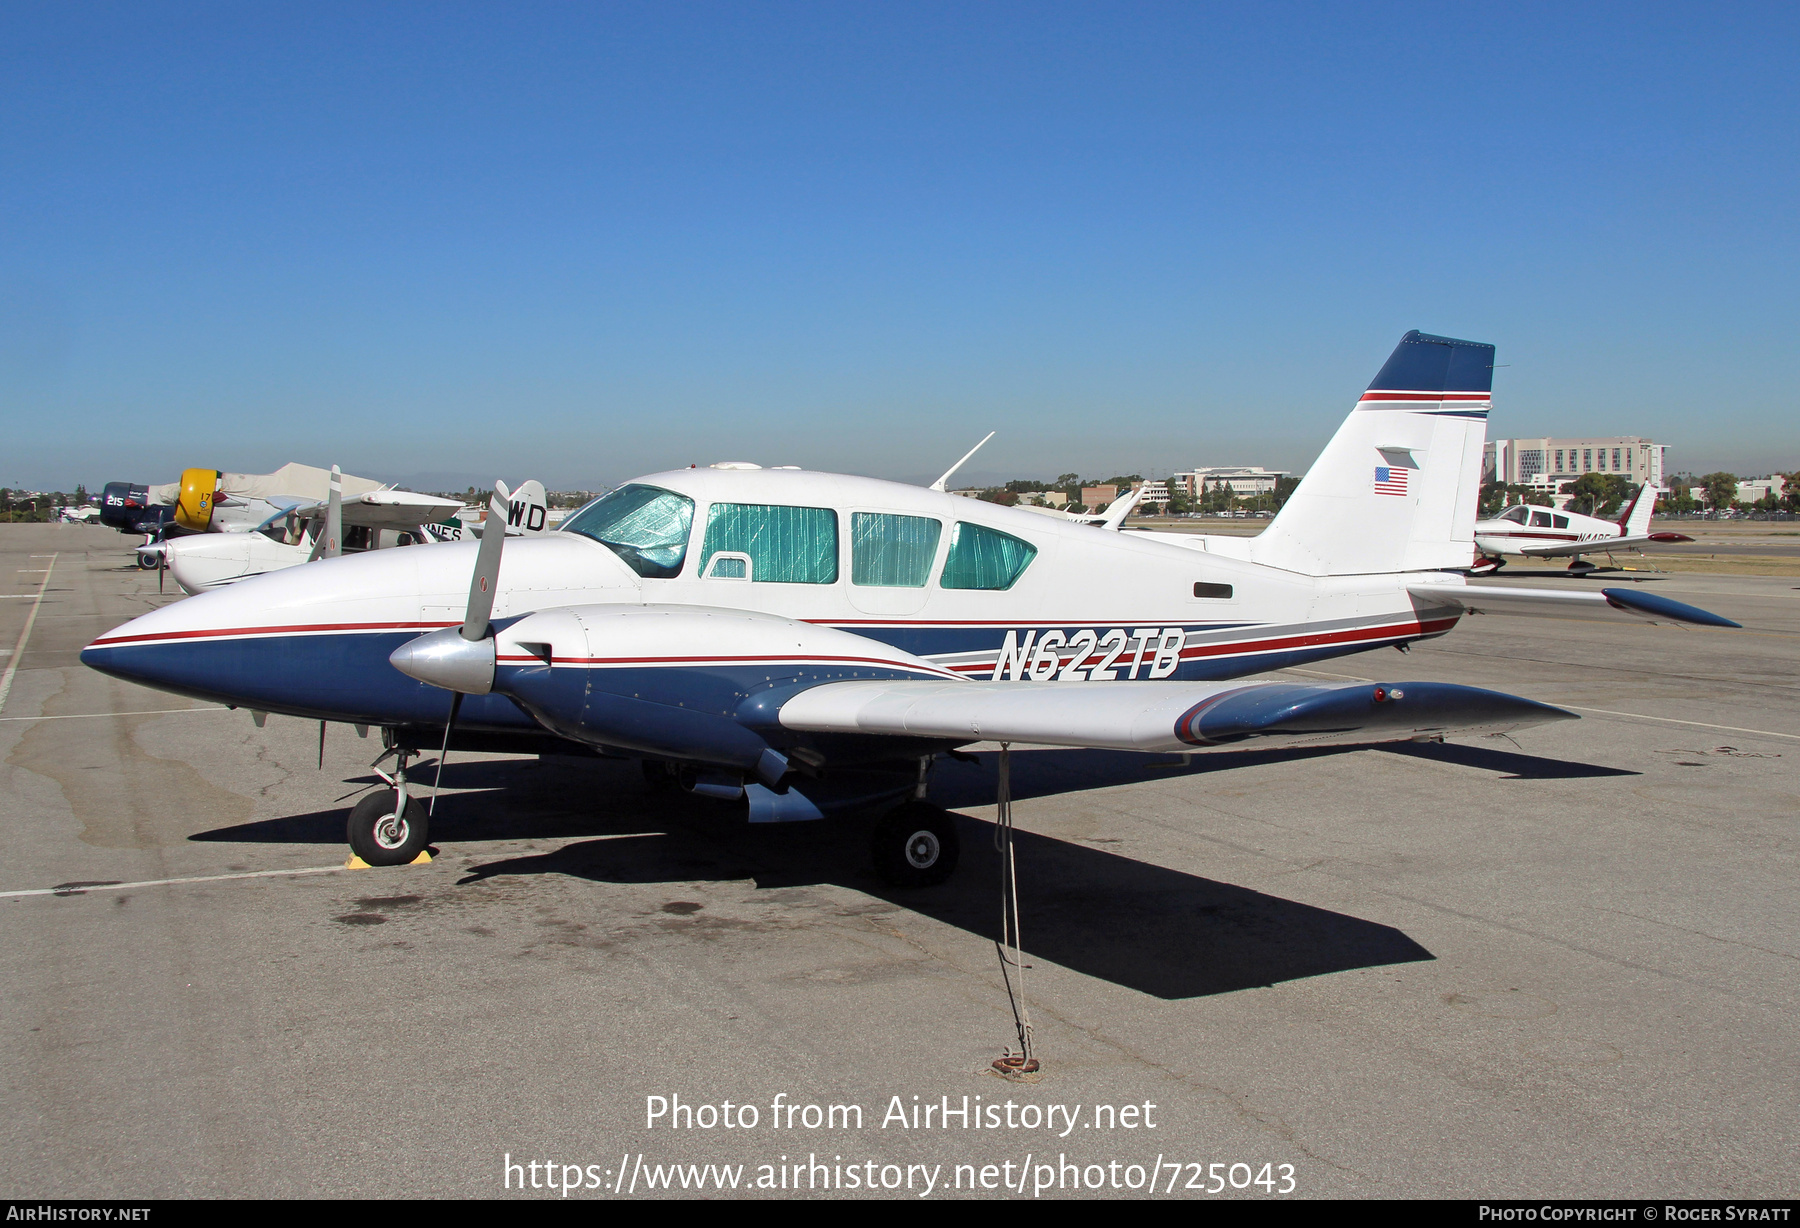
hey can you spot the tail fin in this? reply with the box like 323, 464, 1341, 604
505, 479, 550, 535
1618, 483, 1659, 535
1249, 331, 1494, 576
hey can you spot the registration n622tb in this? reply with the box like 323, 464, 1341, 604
991, 627, 1188, 682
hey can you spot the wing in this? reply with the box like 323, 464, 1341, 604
1516, 534, 1653, 558
288, 490, 466, 532
1407, 578, 1740, 627
776, 677, 1573, 754
1515, 532, 1694, 557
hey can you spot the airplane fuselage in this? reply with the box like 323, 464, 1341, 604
84, 468, 1463, 762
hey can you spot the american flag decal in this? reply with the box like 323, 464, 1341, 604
1374, 466, 1408, 496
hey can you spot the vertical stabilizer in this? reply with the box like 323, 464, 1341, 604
1619, 484, 1660, 535
1249, 331, 1494, 576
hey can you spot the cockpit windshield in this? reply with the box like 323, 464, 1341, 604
560, 484, 695, 578
1498, 505, 1531, 524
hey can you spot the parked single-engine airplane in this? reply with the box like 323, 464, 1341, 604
100, 463, 387, 540
147, 476, 546, 595
1470, 484, 1694, 574
82, 332, 1738, 883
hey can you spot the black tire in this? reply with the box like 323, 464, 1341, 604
346, 791, 429, 866
872, 802, 960, 888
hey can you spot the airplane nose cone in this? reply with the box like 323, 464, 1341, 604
389, 626, 496, 695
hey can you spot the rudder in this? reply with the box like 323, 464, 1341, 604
1249, 331, 1494, 576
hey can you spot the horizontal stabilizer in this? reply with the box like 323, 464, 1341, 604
1407, 579, 1740, 628
776, 677, 1573, 754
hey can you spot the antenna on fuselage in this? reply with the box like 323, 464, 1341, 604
930, 431, 996, 493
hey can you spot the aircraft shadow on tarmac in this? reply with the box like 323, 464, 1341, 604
188, 741, 1636, 997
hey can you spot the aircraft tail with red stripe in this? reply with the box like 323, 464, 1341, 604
1250, 331, 1494, 577
1618, 482, 1660, 535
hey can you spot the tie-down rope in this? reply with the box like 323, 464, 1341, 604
993, 744, 1038, 1073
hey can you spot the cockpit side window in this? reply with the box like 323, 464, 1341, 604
939, 522, 1037, 591
1531, 511, 1553, 527
560, 484, 694, 579
701, 503, 839, 583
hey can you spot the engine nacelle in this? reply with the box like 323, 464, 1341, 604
99, 481, 150, 531
469, 604, 954, 771
173, 468, 224, 532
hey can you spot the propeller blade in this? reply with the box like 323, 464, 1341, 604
324, 465, 343, 559
429, 691, 463, 819
462, 480, 511, 641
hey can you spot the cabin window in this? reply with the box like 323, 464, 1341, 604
1531, 511, 1553, 527
1552, 514, 1569, 529
1500, 506, 1530, 524
1193, 582, 1233, 599
851, 513, 942, 587
701, 503, 838, 584
560, 484, 694, 579
939, 522, 1037, 591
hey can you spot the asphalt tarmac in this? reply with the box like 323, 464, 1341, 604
2, 523, 1795, 1199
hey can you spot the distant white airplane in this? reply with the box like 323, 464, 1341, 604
145, 471, 547, 595
1470, 484, 1693, 574
56, 505, 100, 523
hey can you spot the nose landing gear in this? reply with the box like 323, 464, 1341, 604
348, 743, 431, 866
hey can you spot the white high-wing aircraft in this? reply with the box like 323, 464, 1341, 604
147, 475, 547, 595
1470, 484, 1694, 574
81, 331, 1738, 881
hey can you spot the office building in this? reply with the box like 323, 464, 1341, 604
1484, 437, 1667, 489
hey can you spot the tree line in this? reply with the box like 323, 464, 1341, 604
973, 474, 1302, 516
1479, 471, 1800, 518
0, 486, 90, 523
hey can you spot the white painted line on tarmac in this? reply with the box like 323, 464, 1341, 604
0, 705, 232, 723
0, 865, 350, 899
0, 554, 54, 714
1558, 706, 1800, 742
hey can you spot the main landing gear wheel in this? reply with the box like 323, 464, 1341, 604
347, 790, 429, 866
872, 802, 960, 889
1469, 555, 1505, 575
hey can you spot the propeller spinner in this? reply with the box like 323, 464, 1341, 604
388, 479, 512, 695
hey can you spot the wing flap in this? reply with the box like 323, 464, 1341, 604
777, 678, 1574, 753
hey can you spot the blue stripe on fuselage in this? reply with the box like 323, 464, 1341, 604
79, 620, 1449, 732
822, 622, 1252, 658
80, 631, 538, 730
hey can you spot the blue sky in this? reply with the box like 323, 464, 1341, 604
3, 1, 1795, 492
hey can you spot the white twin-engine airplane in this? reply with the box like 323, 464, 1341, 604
82, 332, 1738, 884
1470, 484, 1695, 574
